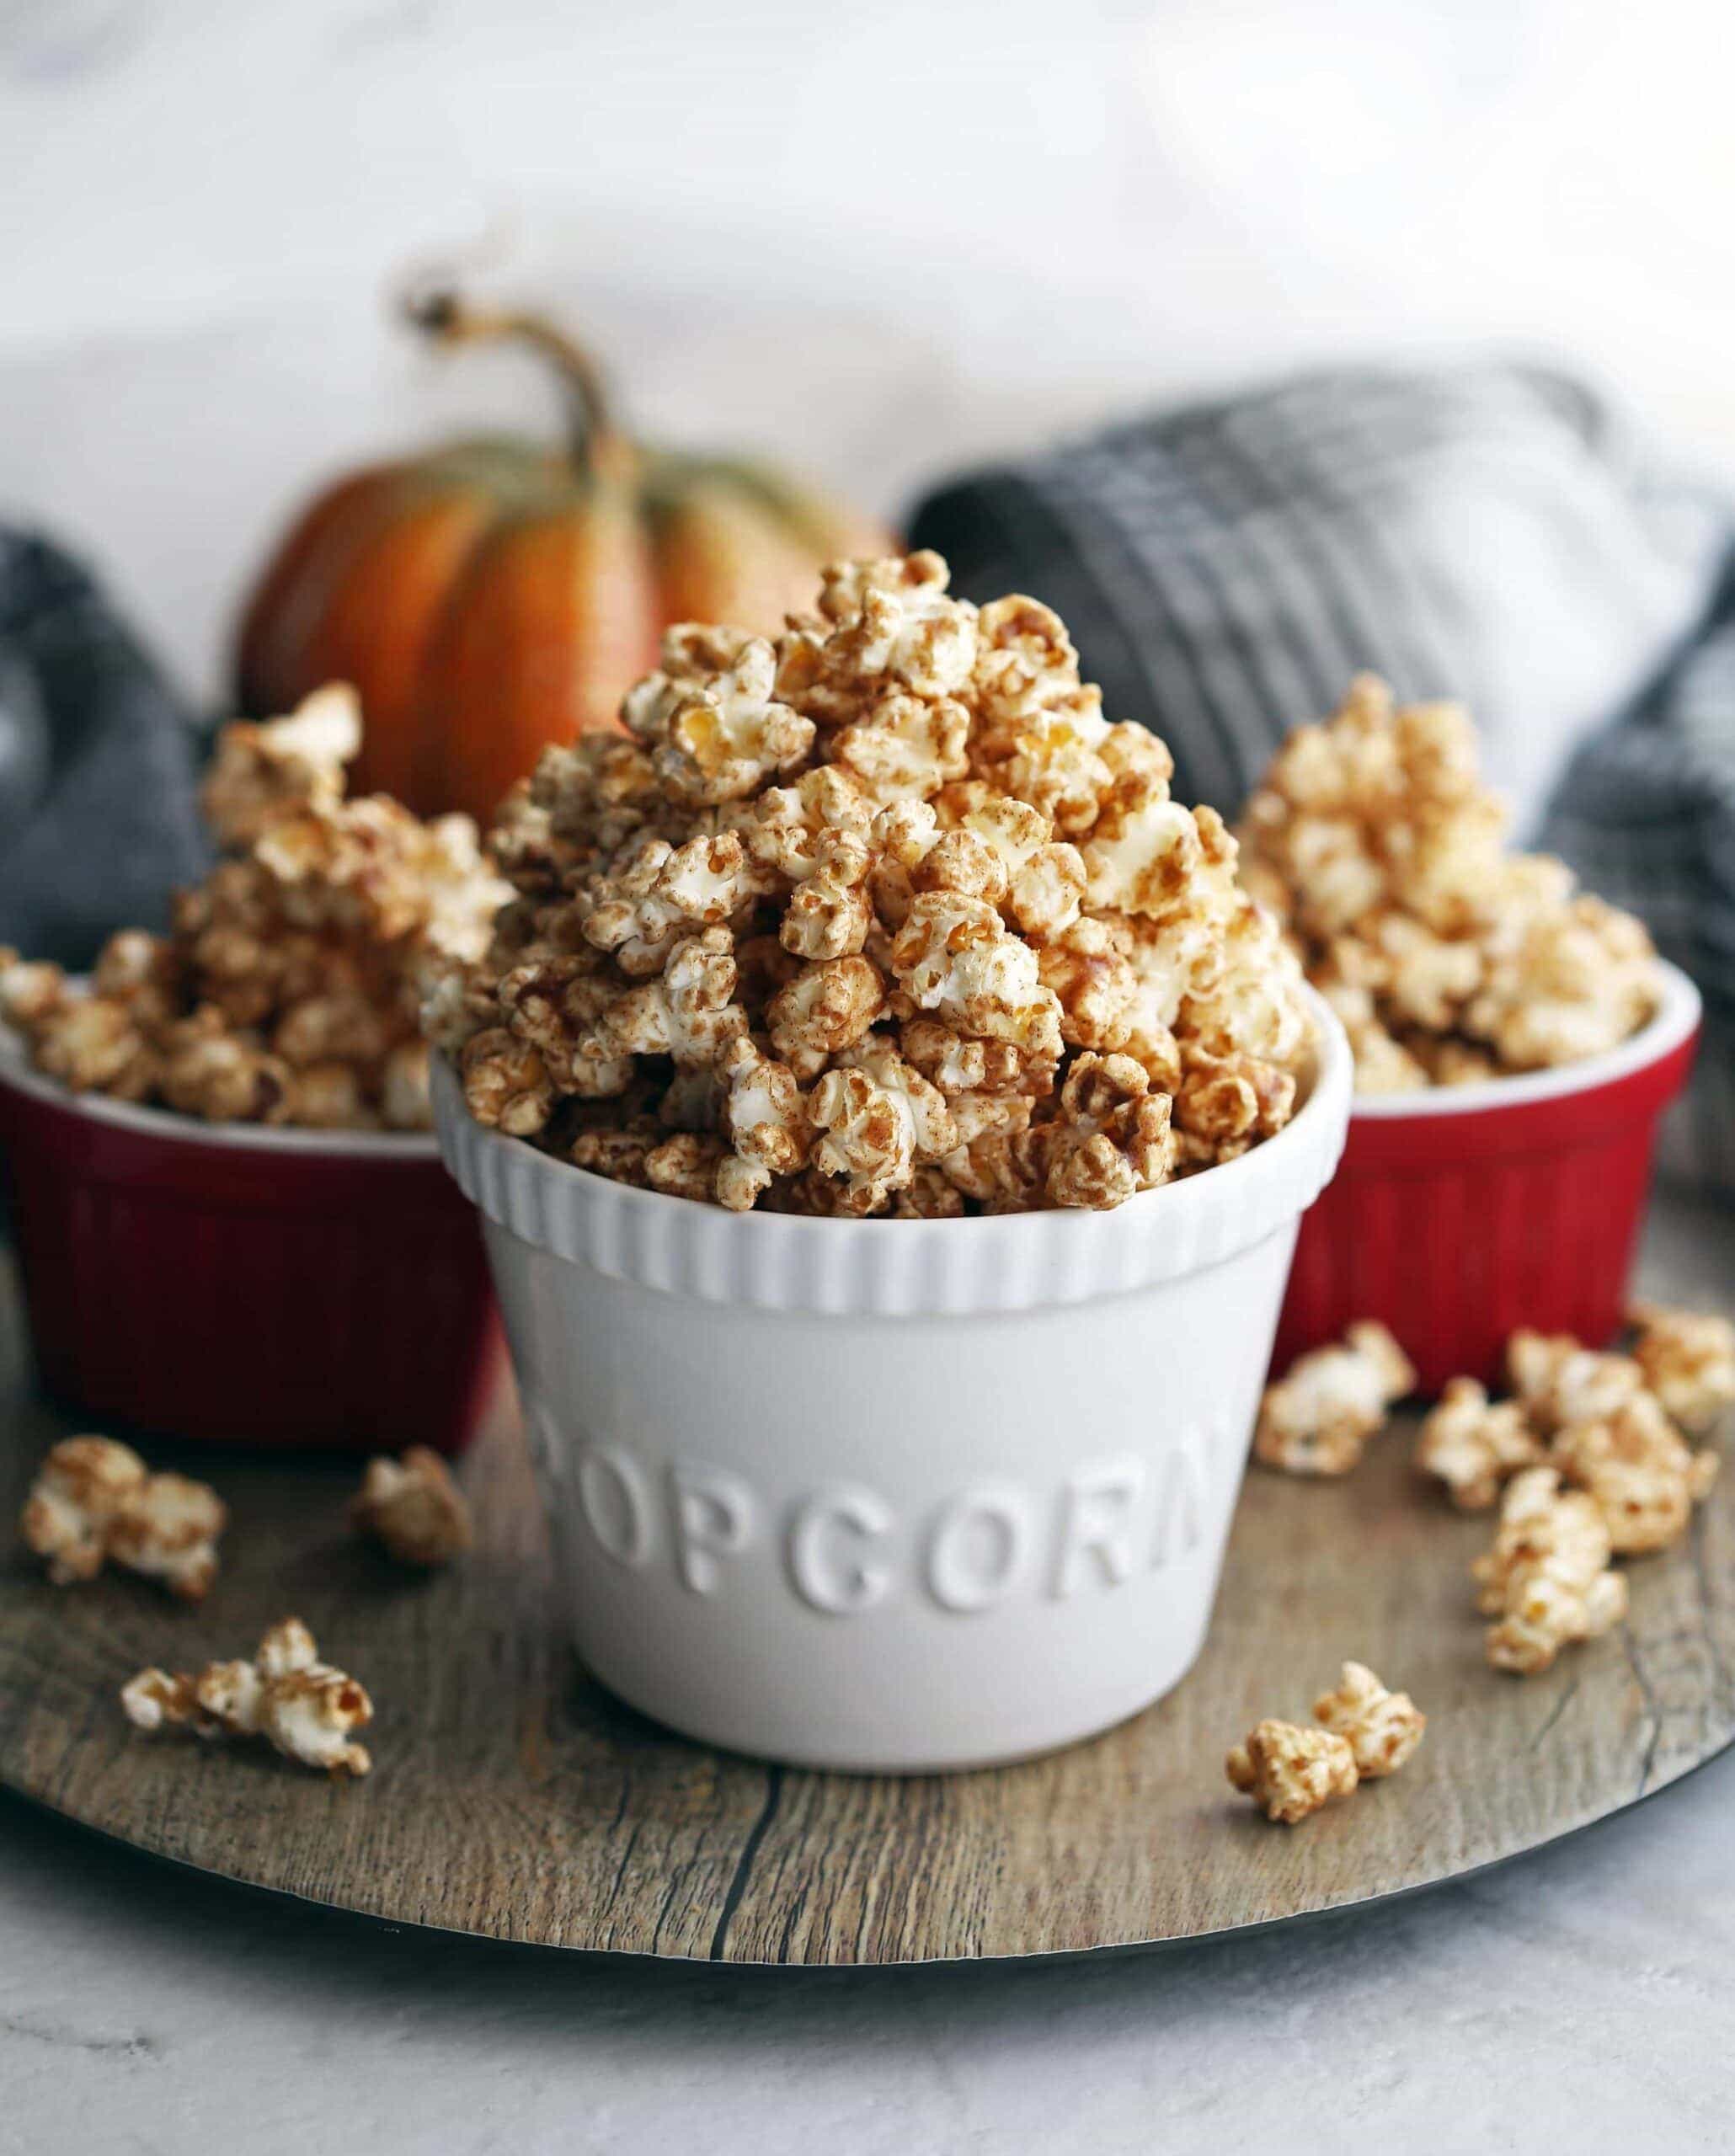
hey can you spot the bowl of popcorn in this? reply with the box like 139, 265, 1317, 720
0, 689, 504, 1453
1241, 676, 1700, 1396
430, 552, 1352, 1771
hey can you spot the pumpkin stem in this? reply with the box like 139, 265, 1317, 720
404, 287, 618, 470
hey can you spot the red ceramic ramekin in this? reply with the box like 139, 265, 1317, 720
1273, 960, 1701, 1395
0, 1027, 499, 1453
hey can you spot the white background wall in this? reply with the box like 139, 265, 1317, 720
4, 0, 1734, 702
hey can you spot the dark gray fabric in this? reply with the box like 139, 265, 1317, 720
911, 366, 1728, 832
0, 530, 211, 968
910, 365, 1735, 1193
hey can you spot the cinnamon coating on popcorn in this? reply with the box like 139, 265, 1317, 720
2, 687, 505, 1132
121, 1617, 373, 1776
438, 555, 1313, 1214
1254, 1322, 1417, 1477
1238, 674, 1663, 1092
1227, 1661, 1425, 1822
20, 1437, 224, 1601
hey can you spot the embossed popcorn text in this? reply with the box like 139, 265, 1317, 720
563, 1431, 1223, 1614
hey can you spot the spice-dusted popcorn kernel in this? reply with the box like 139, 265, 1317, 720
105, 1473, 227, 1602
445, 553, 1313, 1211
1548, 1393, 1718, 1556
460, 1027, 556, 1135
1226, 1719, 1359, 1824
1416, 1377, 1544, 1511
6, 688, 505, 1132
1476, 1467, 1628, 1675
622, 632, 814, 804
122, 1618, 372, 1776
20, 1437, 147, 1585
0, 950, 70, 1028
200, 682, 361, 847
778, 552, 980, 723
766, 954, 885, 1079
1311, 1662, 1426, 1778
1628, 1301, 1735, 1433
1239, 676, 1661, 1091
350, 1448, 472, 1566
809, 1036, 957, 1214
1254, 1322, 1417, 1477
1044, 1052, 1175, 1210
1507, 1331, 1647, 1435
20, 1438, 225, 1599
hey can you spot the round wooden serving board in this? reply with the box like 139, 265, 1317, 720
3, 1200, 1733, 1968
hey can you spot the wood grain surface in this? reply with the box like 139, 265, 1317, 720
2, 1196, 1732, 1967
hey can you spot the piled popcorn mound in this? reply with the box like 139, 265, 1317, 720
432, 553, 1314, 1215
0, 686, 505, 1131
1237, 675, 1663, 1091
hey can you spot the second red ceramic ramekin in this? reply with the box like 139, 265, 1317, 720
0, 1030, 499, 1453
1273, 960, 1701, 1395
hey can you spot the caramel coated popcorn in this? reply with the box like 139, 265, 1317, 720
1254, 1321, 1417, 1476
1416, 1377, 1544, 1511
1239, 675, 1662, 1091
350, 1449, 473, 1566
121, 1617, 372, 1775
1547, 1393, 1717, 1557
1628, 1301, 1735, 1434
19, 1438, 224, 1600
434, 553, 1313, 1214
1476, 1467, 1628, 1675
1225, 1719, 1359, 1824
1311, 1661, 1428, 1778
3, 687, 505, 1132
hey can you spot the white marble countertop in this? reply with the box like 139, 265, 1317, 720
3, 1750, 1732, 2153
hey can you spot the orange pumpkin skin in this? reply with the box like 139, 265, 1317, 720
235, 307, 889, 823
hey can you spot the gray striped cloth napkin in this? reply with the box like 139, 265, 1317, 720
911, 365, 1735, 1193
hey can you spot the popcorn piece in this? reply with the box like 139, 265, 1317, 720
809, 1036, 956, 1214
1416, 1377, 1544, 1511
350, 1448, 473, 1566
20, 1438, 224, 1600
1476, 1467, 1628, 1675
622, 632, 814, 805
890, 891, 1063, 1058
766, 955, 884, 1080
830, 692, 970, 805
0, 951, 70, 1028
106, 1473, 227, 1602
1507, 1331, 1646, 1436
594, 927, 747, 1065
19, 1437, 147, 1586
1043, 1051, 1175, 1211
1225, 1720, 1359, 1824
780, 829, 875, 960
1628, 1301, 1735, 1433
1254, 1323, 1417, 1477
1549, 1393, 1718, 1556
1311, 1662, 1426, 1778
200, 683, 361, 847
461, 1027, 556, 1134
121, 1618, 372, 1776
777, 551, 979, 723
718, 1033, 811, 1204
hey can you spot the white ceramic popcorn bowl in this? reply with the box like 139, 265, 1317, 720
432, 992, 1352, 1773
